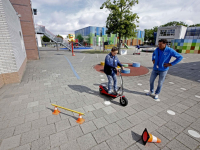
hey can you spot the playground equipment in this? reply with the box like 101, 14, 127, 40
68, 34, 75, 56
35, 24, 72, 50
124, 43, 129, 49
51, 104, 85, 124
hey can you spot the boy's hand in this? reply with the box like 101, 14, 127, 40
164, 63, 172, 67
122, 66, 124, 70
153, 60, 155, 64
115, 67, 119, 71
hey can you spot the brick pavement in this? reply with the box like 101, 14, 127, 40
0, 48, 200, 150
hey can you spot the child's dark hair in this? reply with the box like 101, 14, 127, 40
158, 39, 167, 44
111, 47, 118, 52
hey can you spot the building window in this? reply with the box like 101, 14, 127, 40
160, 29, 175, 36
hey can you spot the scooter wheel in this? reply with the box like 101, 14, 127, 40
120, 97, 128, 106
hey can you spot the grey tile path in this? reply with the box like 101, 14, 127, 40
0, 50, 200, 149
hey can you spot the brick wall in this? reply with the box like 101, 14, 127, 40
0, 0, 27, 88
10, 0, 39, 60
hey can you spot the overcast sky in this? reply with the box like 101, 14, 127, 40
32, 0, 200, 37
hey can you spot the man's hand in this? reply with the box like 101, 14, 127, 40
115, 67, 119, 71
121, 66, 124, 70
164, 63, 172, 67
152, 60, 155, 64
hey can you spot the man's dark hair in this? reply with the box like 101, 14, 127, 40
111, 47, 118, 52
159, 39, 167, 44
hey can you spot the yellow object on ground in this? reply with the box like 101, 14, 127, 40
51, 104, 84, 115
101, 62, 105, 66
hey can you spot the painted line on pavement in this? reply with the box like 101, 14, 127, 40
64, 56, 80, 79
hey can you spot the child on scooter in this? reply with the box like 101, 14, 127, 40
104, 47, 124, 94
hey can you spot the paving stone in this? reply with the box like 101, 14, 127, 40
90, 142, 111, 150
106, 135, 128, 150
39, 110, 52, 118
47, 114, 61, 124
93, 103, 105, 109
84, 112, 96, 122
80, 121, 97, 134
27, 101, 39, 108
150, 105, 164, 113
39, 124, 56, 138
59, 111, 74, 120
0, 135, 21, 150
151, 130, 170, 148
14, 122, 31, 135
126, 144, 140, 150
171, 116, 191, 128
131, 103, 145, 111
77, 133, 97, 150
31, 137, 50, 150
33, 105, 46, 113
32, 118, 47, 130
65, 125, 83, 141
136, 140, 160, 150
8, 116, 25, 127
119, 129, 137, 147
19, 108, 33, 116
156, 126, 178, 141
178, 113, 196, 123
60, 140, 80, 150
55, 119, 71, 132
3, 111, 20, 120
12, 144, 30, 150
166, 139, 190, 150
93, 109, 107, 118
114, 110, 129, 119
104, 113, 119, 124
25, 112, 39, 122
105, 123, 123, 136
0, 120, 10, 130
21, 129, 39, 145
116, 118, 133, 130
83, 105, 96, 112
102, 106, 116, 114
165, 121, 184, 134
126, 114, 142, 126
0, 127, 15, 140
157, 111, 174, 122
93, 117, 109, 129
124, 107, 137, 115
161, 147, 170, 150
149, 116, 167, 127
92, 128, 111, 144
135, 111, 151, 121
176, 132, 199, 150
50, 131, 68, 148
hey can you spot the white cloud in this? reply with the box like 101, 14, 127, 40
33, 0, 200, 36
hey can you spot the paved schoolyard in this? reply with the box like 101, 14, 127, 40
0, 49, 200, 150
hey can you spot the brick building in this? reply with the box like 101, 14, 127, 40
10, 0, 39, 60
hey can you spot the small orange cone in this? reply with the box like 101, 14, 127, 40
72, 53, 75, 56
76, 114, 85, 124
142, 128, 161, 145
52, 106, 60, 115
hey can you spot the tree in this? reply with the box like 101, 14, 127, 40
76, 34, 84, 43
100, 0, 139, 53
86, 33, 93, 45
57, 34, 63, 39
161, 21, 188, 27
189, 24, 200, 27
42, 35, 50, 42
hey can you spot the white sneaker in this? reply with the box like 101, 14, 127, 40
146, 92, 153, 96
108, 90, 112, 94
155, 94, 159, 99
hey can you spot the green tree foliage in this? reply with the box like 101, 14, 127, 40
76, 34, 84, 43
144, 26, 158, 44
100, 0, 139, 52
161, 21, 188, 27
86, 33, 93, 45
42, 35, 50, 42
189, 23, 200, 27
57, 34, 63, 39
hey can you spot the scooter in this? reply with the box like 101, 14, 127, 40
99, 69, 128, 106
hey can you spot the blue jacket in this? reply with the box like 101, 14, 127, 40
152, 46, 183, 71
104, 53, 122, 75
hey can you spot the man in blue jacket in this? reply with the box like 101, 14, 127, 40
104, 47, 124, 94
146, 39, 183, 99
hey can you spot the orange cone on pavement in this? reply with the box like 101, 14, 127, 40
52, 106, 60, 115
76, 114, 85, 124
142, 128, 161, 145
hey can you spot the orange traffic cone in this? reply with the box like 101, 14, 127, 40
76, 114, 85, 124
142, 128, 161, 145
52, 106, 60, 115
72, 53, 75, 56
